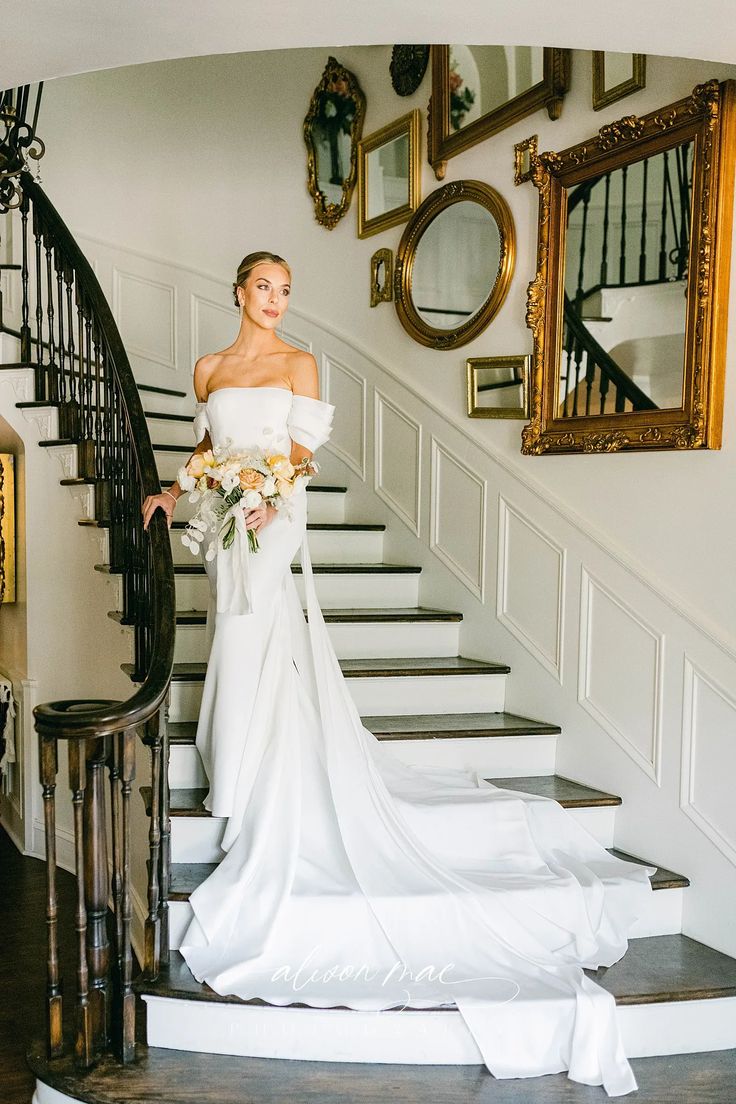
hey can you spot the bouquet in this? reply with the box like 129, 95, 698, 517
176, 443, 319, 560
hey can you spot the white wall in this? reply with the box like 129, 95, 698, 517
20, 46, 736, 956
35, 46, 736, 640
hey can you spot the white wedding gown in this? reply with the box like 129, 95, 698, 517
179, 386, 656, 1097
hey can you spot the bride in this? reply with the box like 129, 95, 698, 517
142, 251, 656, 1097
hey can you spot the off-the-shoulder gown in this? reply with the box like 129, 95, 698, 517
179, 386, 655, 1097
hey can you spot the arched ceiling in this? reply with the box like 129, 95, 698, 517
2, 0, 735, 88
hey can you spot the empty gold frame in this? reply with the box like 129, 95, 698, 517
358, 110, 421, 238
593, 53, 647, 112
429, 46, 571, 179
394, 179, 515, 350
467, 356, 530, 419
303, 56, 366, 230
370, 247, 393, 307
0, 453, 15, 604
522, 80, 736, 456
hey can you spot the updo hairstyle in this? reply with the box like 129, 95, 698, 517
232, 251, 292, 308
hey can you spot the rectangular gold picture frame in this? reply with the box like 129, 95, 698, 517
467, 356, 530, 419
357, 110, 421, 238
0, 453, 16, 604
592, 52, 646, 112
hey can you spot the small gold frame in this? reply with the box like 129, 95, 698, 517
0, 453, 16, 604
394, 178, 516, 350
514, 135, 538, 185
370, 248, 394, 307
522, 79, 736, 455
303, 56, 366, 230
358, 110, 421, 238
593, 53, 647, 112
467, 356, 530, 419
429, 46, 571, 179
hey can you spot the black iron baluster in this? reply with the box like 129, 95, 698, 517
19, 193, 31, 365
659, 150, 670, 280
44, 233, 58, 402
575, 190, 590, 312
618, 164, 628, 285
639, 157, 649, 284
600, 172, 611, 287
32, 206, 46, 395
64, 257, 79, 438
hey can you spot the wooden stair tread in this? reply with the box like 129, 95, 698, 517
127, 656, 510, 682
145, 409, 194, 422
143, 773, 618, 820
358, 711, 559, 738
169, 606, 460, 625
38, 437, 76, 447
486, 774, 621, 808
166, 711, 558, 747
152, 442, 193, 452
80, 518, 386, 532
168, 847, 688, 899
138, 381, 187, 396
101, 560, 420, 576
138, 936, 736, 1007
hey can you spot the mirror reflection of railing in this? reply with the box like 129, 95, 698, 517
561, 142, 694, 417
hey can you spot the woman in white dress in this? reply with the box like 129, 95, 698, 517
142, 251, 656, 1098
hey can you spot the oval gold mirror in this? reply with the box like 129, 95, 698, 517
303, 56, 366, 230
394, 180, 515, 349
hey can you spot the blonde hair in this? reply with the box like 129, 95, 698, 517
233, 251, 292, 307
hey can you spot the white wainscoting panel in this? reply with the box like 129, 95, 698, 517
323, 354, 366, 479
112, 268, 177, 370
681, 658, 736, 865
579, 569, 663, 784
497, 498, 565, 682
429, 436, 486, 601
190, 292, 238, 364
374, 389, 421, 535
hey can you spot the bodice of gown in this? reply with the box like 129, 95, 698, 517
193, 387, 335, 454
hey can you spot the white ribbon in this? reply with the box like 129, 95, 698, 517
215, 505, 255, 616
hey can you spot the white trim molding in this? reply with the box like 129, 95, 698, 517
373, 388, 421, 536
578, 568, 664, 785
429, 435, 486, 602
322, 353, 366, 481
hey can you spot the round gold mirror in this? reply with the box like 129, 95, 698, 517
394, 179, 515, 349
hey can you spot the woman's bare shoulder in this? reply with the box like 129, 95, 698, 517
283, 348, 319, 398
193, 352, 226, 401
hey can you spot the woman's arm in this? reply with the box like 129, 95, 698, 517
288, 352, 320, 468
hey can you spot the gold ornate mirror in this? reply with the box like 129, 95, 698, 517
394, 179, 515, 349
522, 79, 736, 455
429, 46, 571, 179
357, 110, 421, 238
303, 56, 366, 230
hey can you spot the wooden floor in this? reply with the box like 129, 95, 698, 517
4, 827, 736, 1104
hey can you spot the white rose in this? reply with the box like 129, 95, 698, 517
177, 466, 195, 492
242, 489, 262, 510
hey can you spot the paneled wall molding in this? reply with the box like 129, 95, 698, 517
680, 657, 736, 866
111, 266, 178, 371
373, 388, 421, 535
190, 290, 236, 367
73, 231, 736, 666
497, 497, 565, 682
578, 568, 664, 785
429, 436, 486, 601
322, 353, 366, 480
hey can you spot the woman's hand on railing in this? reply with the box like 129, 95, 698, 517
142, 492, 177, 531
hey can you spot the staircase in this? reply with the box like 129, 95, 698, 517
110, 389, 734, 1069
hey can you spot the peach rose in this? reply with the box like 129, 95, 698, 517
276, 477, 294, 498
267, 454, 295, 479
239, 468, 265, 492
188, 450, 214, 479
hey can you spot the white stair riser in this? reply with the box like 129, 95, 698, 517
176, 487, 346, 524
173, 571, 420, 611
147, 417, 196, 446
168, 672, 507, 724
173, 620, 460, 663
170, 527, 384, 565
167, 886, 684, 952
142, 992, 736, 1064
169, 801, 612, 864
167, 732, 559, 790
140, 391, 192, 416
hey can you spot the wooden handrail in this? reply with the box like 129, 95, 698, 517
1, 166, 175, 1067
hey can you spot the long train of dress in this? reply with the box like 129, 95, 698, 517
179, 386, 656, 1097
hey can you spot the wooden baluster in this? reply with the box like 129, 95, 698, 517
145, 711, 162, 978
618, 164, 628, 285
584, 354, 595, 416
108, 730, 123, 979
571, 339, 584, 418
600, 172, 611, 287
32, 205, 46, 395
614, 381, 626, 413
84, 734, 111, 1055
639, 157, 649, 284
575, 191, 590, 312
64, 258, 80, 438
19, 192, 31, 365
44, 234, 58, 402
159, 707, 171, 967
659, 150, 670, 280
599, 363, 610, 415
55, 251, 69, 435
67, 738, 93, 1068
76, 288, 94, 479
39, 733, 63, 1058
119, 729, 136, 1064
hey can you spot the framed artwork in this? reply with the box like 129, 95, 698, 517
467, 356, 530, 419
0, 453, 15, 604
357, 110, 421, 238
592, 52, 646, 111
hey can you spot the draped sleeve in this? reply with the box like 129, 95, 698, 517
193, 401, 210, 444
287, 394, 335, 453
